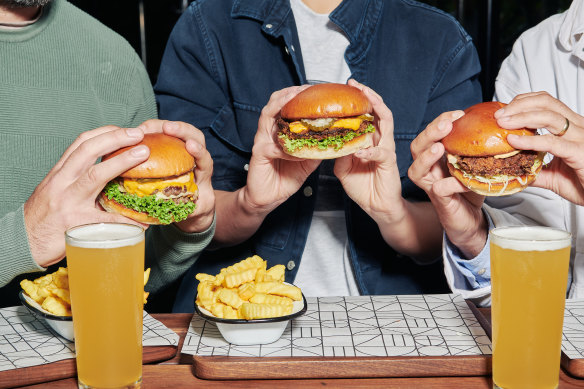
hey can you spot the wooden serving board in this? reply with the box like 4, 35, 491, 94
187, 295, 493, 380
469, 303, 584, 380
0, 345, 176, 389
193, 354, 491, 380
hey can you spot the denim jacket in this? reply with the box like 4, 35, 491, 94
155, 0, 482, 312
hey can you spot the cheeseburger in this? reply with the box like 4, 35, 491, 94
277, 83, 376, 159
442, 101, 544, 196
99, 133, 198, 224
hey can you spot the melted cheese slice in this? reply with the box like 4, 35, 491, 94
330, 118, 362, 131
122, 171, 197, 197
289, 117, 365, 134
289, 121, 309, 134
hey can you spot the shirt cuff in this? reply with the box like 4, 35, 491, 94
444, 211, 494, 289
160, 213, 216, 254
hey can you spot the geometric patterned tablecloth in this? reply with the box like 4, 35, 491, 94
0, 306, 179, 371
182, 294, 492, 357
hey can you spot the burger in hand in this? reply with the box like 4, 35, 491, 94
442, 101, 545, 196
99, 133, 198, 224
277, 83, 376, 159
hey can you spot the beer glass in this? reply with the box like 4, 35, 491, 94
66, 223, 145, 389
490, 226, 571, 389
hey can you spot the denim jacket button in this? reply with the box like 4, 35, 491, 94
244, 163, 249, 171
303, 186, 313, 197
285, 46, 289, 55
287, 260, 296, 270
265, 24, 273, 29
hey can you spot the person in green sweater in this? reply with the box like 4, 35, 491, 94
0, 0, 216, 309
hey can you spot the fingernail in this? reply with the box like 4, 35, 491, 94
165, 121, 178, 131
494, 108, 505, 118
507, 134, 518, 141
438, 120, 448, 131
452, 111, 464, 120
431, 143, 440, 154
126, 128, 142, 137
498, 115, 511, 122
131, 145, 149, 157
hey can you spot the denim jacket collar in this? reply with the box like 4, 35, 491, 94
232, 0, 384, 63
232, 0, 291, 36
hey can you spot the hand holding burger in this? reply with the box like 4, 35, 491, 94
332, 80, 443, 259
495, 92, 584, 205
24, 126, 152, 268
409, 110, 490, 260
442, 101, 545, 196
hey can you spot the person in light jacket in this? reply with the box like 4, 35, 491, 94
408, 0, 584, 306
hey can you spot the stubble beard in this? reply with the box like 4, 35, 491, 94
0, 0, 53, 8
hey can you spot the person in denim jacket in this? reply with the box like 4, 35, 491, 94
155, 0, 482, 312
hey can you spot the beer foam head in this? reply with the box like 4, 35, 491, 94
490, 226, 571, 251
65, 223, 144, 248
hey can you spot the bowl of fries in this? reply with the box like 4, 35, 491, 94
194, 255, 307, 345
19, 267, 74, 341
20, 267, 152, 342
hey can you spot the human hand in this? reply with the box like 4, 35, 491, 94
156, 120, 215, 233
24, 126, 150, 268
333, 79, 406, 225
408, 111, 488, 258
241, 85, 321, 215
497, 92, 584, 205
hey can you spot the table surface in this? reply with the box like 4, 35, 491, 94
14, 313, 584, 389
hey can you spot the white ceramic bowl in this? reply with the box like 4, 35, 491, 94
194, 290, 307, 346
19, 291, 74, 341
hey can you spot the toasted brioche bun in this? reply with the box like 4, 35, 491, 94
98, 193, 165, 224
446, 160, 543, 197
102, 133, 194, 178
442, 101, 537, 157
281, 83, 372, 120
279, 132, 373, 159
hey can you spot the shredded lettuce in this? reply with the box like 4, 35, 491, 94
103, 182, 196, 224
280, 123, 375, 152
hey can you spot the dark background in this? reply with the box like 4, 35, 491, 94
68, 0, 572, 101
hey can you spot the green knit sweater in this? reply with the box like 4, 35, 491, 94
0, 0, 214, 306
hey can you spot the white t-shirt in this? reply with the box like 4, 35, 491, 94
289, 0, 360, 297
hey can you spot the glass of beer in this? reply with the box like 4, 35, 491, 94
490, 226, 571, 389
65, 223, 145, 389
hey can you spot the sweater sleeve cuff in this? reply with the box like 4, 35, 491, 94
161, 213, 216, 254
0, 206, 45, 286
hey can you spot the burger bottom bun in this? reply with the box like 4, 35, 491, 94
447, 160, 543, 197
98, 193, 165, 225
280, 132, 374, 160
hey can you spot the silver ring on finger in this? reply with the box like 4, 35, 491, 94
558, 117, 570, 136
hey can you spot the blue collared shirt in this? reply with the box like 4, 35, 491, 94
155, 0, 482, 312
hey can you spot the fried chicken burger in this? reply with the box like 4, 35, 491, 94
442, 101, 544, 196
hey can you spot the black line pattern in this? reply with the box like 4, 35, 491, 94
182, 294, 493, 357
562, 299, 584, 359
0, 307, 179, 371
